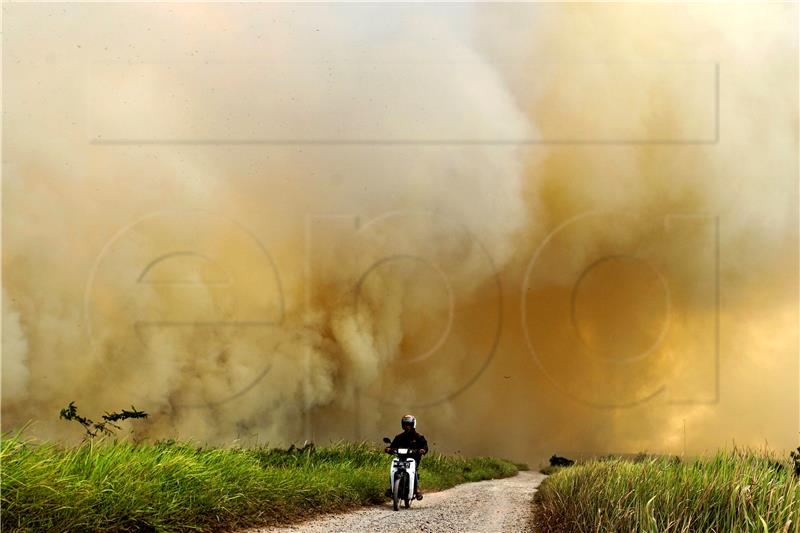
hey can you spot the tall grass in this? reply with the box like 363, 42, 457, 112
1, 436, 517, 532
532, 449, 800, 533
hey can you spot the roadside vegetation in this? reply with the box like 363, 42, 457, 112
533, 448, 800, 532
1, 435, 518, 532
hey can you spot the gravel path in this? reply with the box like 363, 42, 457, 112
246, 471, 546, 533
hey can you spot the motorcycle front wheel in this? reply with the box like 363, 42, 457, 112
392, 476, 401, 511
403, 472, 411, 508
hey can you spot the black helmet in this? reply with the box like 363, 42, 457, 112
401, 414, 416, 429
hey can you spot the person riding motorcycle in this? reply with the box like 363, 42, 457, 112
384, 414, 428, 498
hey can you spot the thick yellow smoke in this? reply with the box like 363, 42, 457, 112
2, 3, 797, 463
473, 3, 798, 459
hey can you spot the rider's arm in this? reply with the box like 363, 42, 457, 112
418, 434, 429, 454
387, 434, 401, 452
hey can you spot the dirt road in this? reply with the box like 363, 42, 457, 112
247, 471, 546, 533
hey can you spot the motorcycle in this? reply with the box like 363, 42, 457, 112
382, 436, 422, 511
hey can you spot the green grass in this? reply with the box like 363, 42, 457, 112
1, 436, 517, 532
532, 448, 800, 533
539, 464, 565, 476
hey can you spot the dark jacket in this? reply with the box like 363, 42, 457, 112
389, 430, 429, 463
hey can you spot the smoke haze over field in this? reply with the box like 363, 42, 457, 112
2, 3, 797, 463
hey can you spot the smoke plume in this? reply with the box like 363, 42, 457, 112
2, 3, 797, 463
